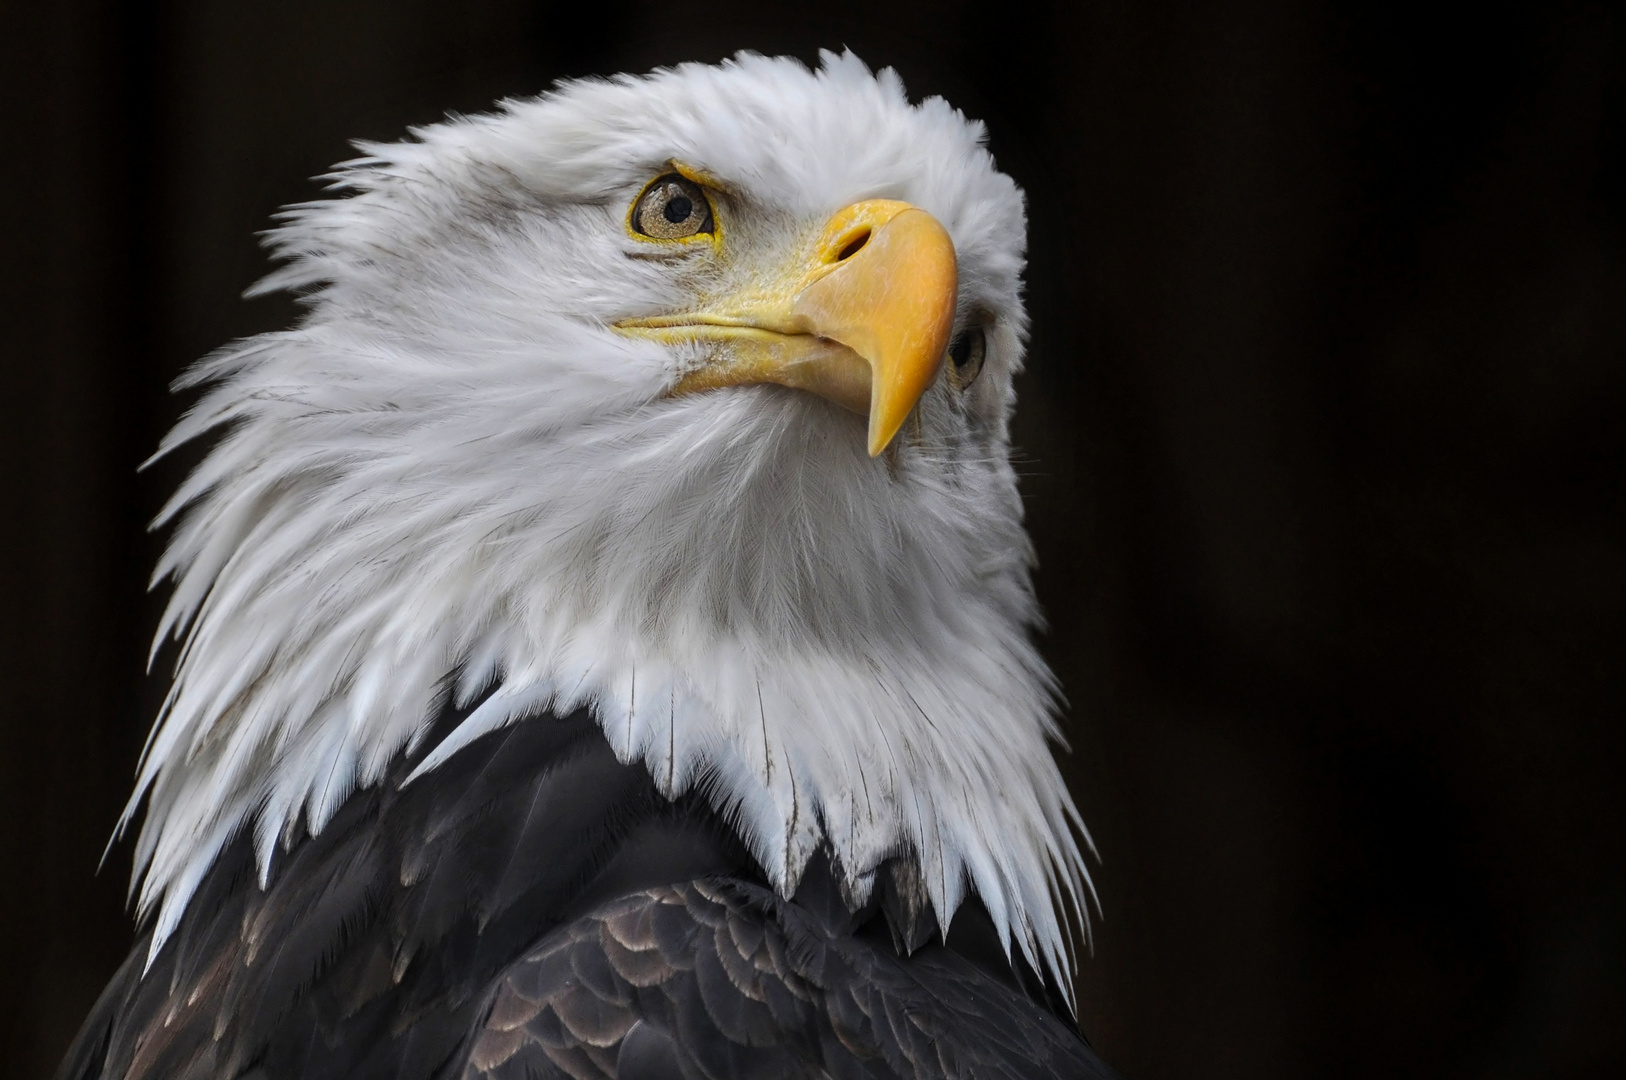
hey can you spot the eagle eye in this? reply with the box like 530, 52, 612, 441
631, 174, 714, 240
947, 326, 987, 389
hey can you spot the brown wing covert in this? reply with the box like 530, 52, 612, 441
460, 881, 1116, 1080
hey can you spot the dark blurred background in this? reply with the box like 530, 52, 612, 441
3, 1, 1623, 1077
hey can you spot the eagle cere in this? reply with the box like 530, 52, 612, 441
64, 51, 1114, 1080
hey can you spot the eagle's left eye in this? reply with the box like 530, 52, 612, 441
947, 326, 987, 390
631, 174, 714, 240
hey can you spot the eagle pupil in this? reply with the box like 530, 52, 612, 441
664, 195, 693, 223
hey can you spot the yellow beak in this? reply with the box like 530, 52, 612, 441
615, 200, 958, 456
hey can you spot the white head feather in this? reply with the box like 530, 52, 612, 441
124, 49, 1095, 996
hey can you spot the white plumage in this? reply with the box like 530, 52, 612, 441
122, 50, 1095, 999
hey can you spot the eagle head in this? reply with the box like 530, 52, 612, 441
127, 50, 1092, 991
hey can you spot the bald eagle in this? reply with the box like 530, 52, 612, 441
62, 51, 1115, 1080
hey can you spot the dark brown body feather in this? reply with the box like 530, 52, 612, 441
466, 880, 1112, 1080
61, 699, 1117, 1080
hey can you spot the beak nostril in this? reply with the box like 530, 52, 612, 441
835, 229, 871, 262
